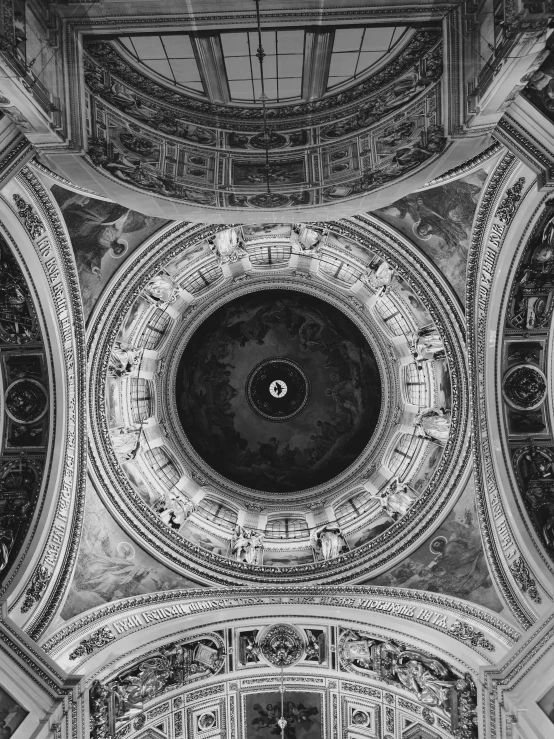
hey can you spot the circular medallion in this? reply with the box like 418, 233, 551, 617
503, 364, 547, 410
5, 379, 48, 424
246, 358, 310, 422
259, 624, 304, 667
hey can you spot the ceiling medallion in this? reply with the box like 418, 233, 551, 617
246, 357, 311, 422
502, 364, 547, 410
259, 624, 304, 667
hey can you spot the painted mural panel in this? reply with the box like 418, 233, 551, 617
244, 691, 322, 739
374, 170, 488, 302
365, 474, 503, 612
523, 52, 554, 124
538, 683, 554, 725
61, 483, 203, 621
51, 185, 168, 321
0, 685, 27, 736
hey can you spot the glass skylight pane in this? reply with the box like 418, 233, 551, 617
277, 30, 304, 54
263, 55, 277, 78
264, 78, 278, 99
261, 30, 276, 55
170, 58, 201, 82
333, 27, 364, 52
225, 56, 249, 80
221, 32, 248, 57
252, 78, 263, 101
356, 51, 384, 74
328, 52, 358, 77
186, 81, 204, 92
327, 76, 350, 88
119, 38, 135, 53
144, 59, 173, 78
162, 35, 195, 58
229, 79, 253, 99
278, 77, 301, 98
278, 54, 303, 77
130, 36, 166, 60
361, 27, 394, 51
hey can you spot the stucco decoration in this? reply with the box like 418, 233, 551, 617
0, 232, 50, 580
86, 215, 470, 587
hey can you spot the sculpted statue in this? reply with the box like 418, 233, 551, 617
290, 223, 324, 253
370, 476, 419, 519
0, 515, 19, 571
415, 407, 451, 445
209, 228, 246, 264
310, 524, 347, 561
361, 260, 395, 295
231, 525, 264, 565
409, 325, 445, 364
154, 491, 196, 529
389, 646, 453, 709
108, 343, 143, 378
144, 274, 179, 304
111, 428, 141, 460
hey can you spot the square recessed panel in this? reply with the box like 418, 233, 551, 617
162, 34, 195, 58
333, 27, 364, 52
129, 35, 166, 60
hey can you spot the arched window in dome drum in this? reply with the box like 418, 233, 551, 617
143, 447, 181, 490
197, 497, 238, 531
402, 363, 431, 407
374, 293, 413, 337
386, 433, 424, 478
129, 378, 153, 423
265, 517, 309, 540
335, 489, 379, 527
140, 308, 171, 350
182, 262, 222, 294
318, 251, 361, 285
247, 242, 292, 266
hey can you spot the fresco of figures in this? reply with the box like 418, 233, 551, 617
176, 290, 381, 493
366, 476, 503, 612
61, 484, 204, 620
51, 186, 168, 320
374, 169, 490, 301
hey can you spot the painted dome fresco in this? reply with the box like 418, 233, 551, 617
175, 290, 382, 493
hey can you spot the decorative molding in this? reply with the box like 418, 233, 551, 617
449, 621, 495, 652
68, 627, 116, 661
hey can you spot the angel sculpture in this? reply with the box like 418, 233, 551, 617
310, 524, 347, 561
108, 343, 143, 378
290, 223, 325, 254
389, 646, 453, 709
209, 228, 246, 265
361, 260, 395, 296
339, 629, 375, 670
111, 427, 141, 460
370, 477, 419, 520
415, 407, 451, 445
231, 525, 264, 565
154, 491, 196, 529
144, 274, 179, 305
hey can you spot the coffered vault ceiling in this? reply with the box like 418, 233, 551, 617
1, 2, 554, 739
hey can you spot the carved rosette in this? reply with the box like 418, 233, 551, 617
258, 624, 304, 667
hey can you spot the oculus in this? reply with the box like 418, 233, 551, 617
503, 364, 547, 410
175, 289, 381, 493
246, 358, 310, 421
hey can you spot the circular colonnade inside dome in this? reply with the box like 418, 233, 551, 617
88, 219, 469, 585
